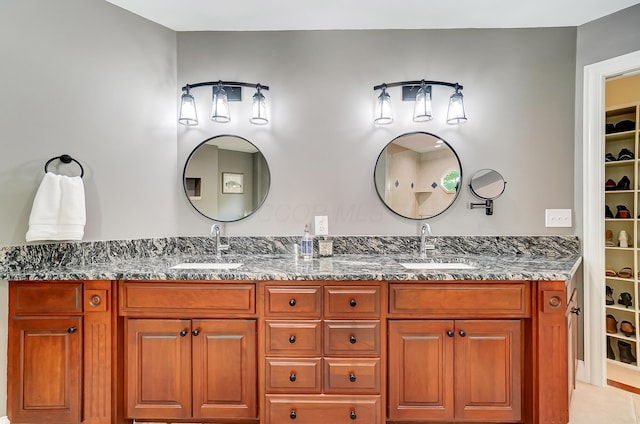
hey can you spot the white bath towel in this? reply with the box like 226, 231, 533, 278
26, 172, 86, 242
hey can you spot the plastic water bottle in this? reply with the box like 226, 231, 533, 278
300, 224, 313, 260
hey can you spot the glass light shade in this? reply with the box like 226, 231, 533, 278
413, 85, 433, 122
211, 85, 230, 123
178, 91, 198, 126
446, 90, 467, 124
374, 88, 393, 125
250, 88, 268, 125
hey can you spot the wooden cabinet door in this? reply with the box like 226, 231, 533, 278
125, 319, 192, 420
8, 316, 82, 424
454, 320, 522, 422
192, 319, 257, 419
387, 320, 454, 421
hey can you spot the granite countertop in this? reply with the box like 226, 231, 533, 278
1, 252, 582, 282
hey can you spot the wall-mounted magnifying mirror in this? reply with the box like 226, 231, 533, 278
373, 132, 462, 219
469, 169, 506, 215
183, 135, 270, 222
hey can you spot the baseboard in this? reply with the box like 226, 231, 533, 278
608, 379, 640, 395
0, 416, 10, 424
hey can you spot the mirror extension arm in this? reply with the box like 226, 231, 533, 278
470, 199, 494, 215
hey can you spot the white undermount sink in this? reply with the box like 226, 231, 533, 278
399, 262, 476, 270
170, 262, 243, 270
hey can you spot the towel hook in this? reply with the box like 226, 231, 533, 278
44, 154, 84, 178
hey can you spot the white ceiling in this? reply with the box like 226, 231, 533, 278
104, 0, 640, 31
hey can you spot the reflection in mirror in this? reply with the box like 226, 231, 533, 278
469, 169, 506, 199
374, 132, 462, 219
183, 135, 270, 222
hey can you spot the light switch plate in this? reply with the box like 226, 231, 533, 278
314, 216, 329, 236
545, 209, 572, 228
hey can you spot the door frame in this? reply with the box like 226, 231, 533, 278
583, 49, 640, 386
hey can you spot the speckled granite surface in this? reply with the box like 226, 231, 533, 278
0, 235, 581, 281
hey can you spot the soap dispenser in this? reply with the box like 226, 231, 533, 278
300, 224, 313, 260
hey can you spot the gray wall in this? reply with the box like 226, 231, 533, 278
177, 28, 577, 237
574, 3, 640, 236
1, 0, 581, 246
0, 0, 178, 246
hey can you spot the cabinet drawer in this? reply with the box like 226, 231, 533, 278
324, 321, 380, 355
390, 282, 530, 318
265, 286, 321, 317
266, 321, 322, 355
266, 395, 381, 424
265, 358, 322, 393
324, 358, 381, 394
10, 282, 83, 315
324, 286, 380, 318
119, 281, 255, 316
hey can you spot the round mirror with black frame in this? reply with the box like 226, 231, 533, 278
373, 131, 462, 219
182, 135, 270, 222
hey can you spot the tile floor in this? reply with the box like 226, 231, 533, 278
571, 381, 640, 423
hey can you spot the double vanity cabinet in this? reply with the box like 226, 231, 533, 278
7, 274, 577, 424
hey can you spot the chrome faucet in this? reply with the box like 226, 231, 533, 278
210, 224, 230, 258
420, 223, 435, 258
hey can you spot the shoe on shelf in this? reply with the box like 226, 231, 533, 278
621, 321, 636, 337
606, 179, 617, 190
607, 314, 619, 334
606, 286, 615, 305
606, 152, 617, 162
607, 336, 616, 360
619, 230, 630, 248
606, 123, 616, 134
615, 176, 631, 190
618, 341, 637, 364
618, 148, 635, 161
618, 292, 633, 308
618, 267, 633, 279
606, 229, 615, 246
615, 120, 636, 133
606, 205, 614, 218
606, 265, 617, 277
616, 205, 631, 219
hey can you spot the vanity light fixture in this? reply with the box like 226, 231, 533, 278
374, 85, 393, 124
211, 83, 230, 123
178, 80, 270, 126
250, 84, 268, 125
178, 88, 198, 126
373, 80, 466, 125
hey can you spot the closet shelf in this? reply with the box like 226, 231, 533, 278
604, 101, 639, 369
